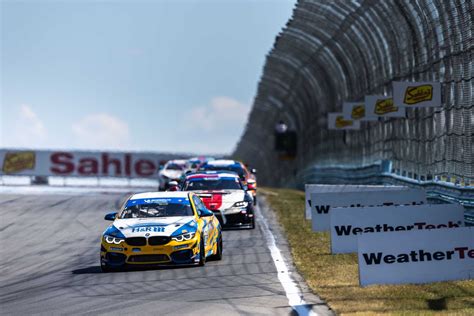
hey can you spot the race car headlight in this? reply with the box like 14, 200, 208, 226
171, 232, 196, 242
103, 235, 125, 245
233, 201, 249, 208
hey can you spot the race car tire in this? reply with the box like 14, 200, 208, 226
198, 239, 206, 266
209, 233, 223, 261
250, 218, 255, 229
254, 196, 257, 205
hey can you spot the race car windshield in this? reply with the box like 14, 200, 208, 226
201, 166, 245, 178
120, 202, 193, 218
184, 179, 242, 191
166, 164, 185, 170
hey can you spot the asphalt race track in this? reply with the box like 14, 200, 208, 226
0, 190, 332, 315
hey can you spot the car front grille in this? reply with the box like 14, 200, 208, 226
148, 236, 171, 245
125, 237, 147, 246
128, 254, 170, 263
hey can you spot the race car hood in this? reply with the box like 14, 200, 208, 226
195, 190, 246, 211
105, 216, 197, 238
160, 169, 183, 180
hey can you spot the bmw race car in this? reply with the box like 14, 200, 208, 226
198, 159, 258, 204
182, 171, 255, 229
100, 191, 222, 272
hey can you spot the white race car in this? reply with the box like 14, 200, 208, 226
182, 171, 255, 229
158, 159, 187, 191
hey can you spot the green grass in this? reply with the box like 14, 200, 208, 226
261, 187, 474, 315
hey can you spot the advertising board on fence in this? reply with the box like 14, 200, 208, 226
311, 188, 427, 231
305, 184, 407, 220
342, 102, 377, 121
365, 96, 406, 119
0, 149, 177, 178
327, 112, 360, 130
330, 204, 465, 254
393, 81, 441, 108
358, 227, 474, 286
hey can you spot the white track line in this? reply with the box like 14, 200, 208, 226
256, 204, 318, 316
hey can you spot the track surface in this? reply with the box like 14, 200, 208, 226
0, 191, 330, 315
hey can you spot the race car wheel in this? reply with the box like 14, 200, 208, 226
250, 218, 255, 229
209, 233, 223, 261
254, 196, 257, 205
198, 239, 206, 266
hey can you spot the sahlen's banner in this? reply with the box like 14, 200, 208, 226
358, 227, 474, 286
365, 96, 406, 119
330, 204, 465, 254
311, 188, 427, 231
305, 184, 408, 220
327, 112, 360, 130
393, 81, 441, 108
342, 102, 377, 121
0, 149, 174, 178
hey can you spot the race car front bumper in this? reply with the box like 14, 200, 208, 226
212, 207, 254, 227
100, 236, 201, 267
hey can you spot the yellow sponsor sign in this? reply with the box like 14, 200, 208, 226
404, 84, 433, 105
351, 104, 365, 119
374, 98, 398, 115
2, 152, 36, 174
335, 116, 353, 128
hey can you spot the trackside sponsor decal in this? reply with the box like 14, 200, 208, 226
358, 227, 473, 286
362, 247, 474, 265
330, 204, 464, 254
365, 95, 405, 118
334, 221, 460, 236
393, 81, 441, 108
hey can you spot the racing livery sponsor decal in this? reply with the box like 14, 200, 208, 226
2, 151, 35, 174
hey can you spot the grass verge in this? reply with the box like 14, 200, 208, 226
261, 187, 474, 315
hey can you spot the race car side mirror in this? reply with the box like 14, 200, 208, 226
104, 212, 117, 221
199, 209, 214, 217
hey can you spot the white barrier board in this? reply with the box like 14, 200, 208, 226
305, 184, 407, 220
0, 149, 175, 178
358, 227, 474, 286
331, 204, 465, 254
311, 189, 427, 231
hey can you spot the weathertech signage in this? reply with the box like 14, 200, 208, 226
0, 149, 167, 178
358, 227, 473, 286
330, 204, 465, 253
310, 188, 427, 231
393, 81, 441, 108
362, 246, 474, 265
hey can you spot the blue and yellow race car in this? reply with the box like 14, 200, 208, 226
100, 191, 222, 272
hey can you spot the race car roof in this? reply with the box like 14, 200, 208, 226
130, 191, 189, 200
204, 159, 237, 166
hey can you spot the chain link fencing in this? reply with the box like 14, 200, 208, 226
234, 0, 473, 196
